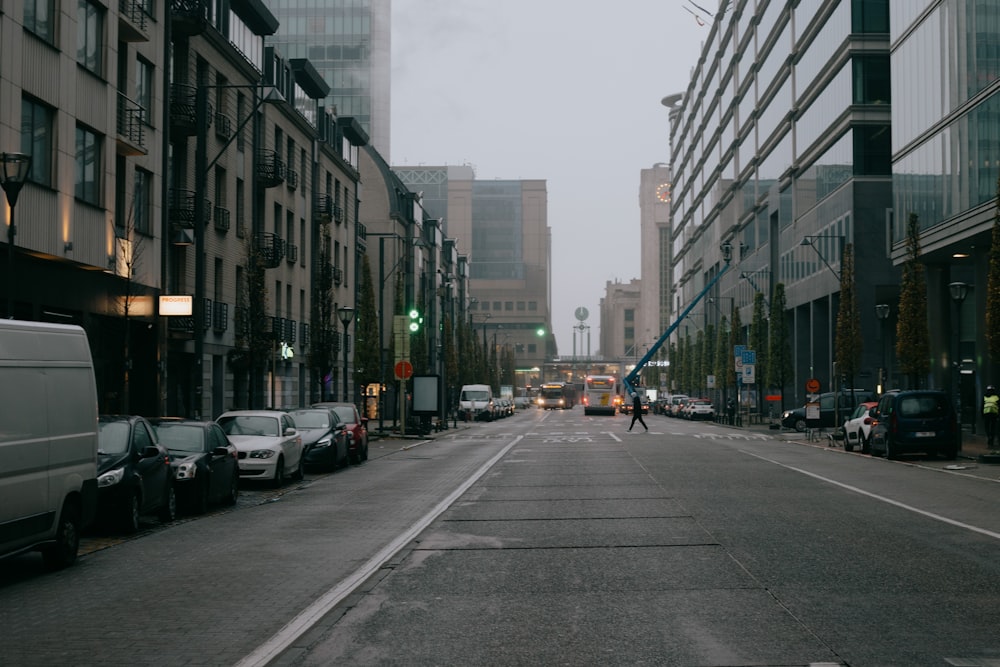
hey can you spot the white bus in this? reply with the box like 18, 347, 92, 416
583, 375, 618, 416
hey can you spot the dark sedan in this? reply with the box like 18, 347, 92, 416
149, 419, 240, 514
312, 402, 369, 463
97, 415, 176, 533
289, 408, 351, 471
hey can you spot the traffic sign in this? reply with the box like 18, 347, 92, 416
805, 378, 821, 394
394, 360, 413, 380
743, 364, 755, 384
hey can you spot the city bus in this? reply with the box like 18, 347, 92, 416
583, 375, 618, 416
537, 382, 573, 410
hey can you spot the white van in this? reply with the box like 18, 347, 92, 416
459, 384, 495, 421
0, 320, 99, 568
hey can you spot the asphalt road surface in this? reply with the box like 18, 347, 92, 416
2, 408, 999, 667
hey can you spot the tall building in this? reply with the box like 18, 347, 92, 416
668, 0, 896, 407
890, 0, 1000, 416
639, 164, 673, 351
270, 0, 392, 159
599, 279, 642, 371
395, 167, 555, 371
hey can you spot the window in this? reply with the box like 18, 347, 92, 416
505, 301, 513, 311
21, 97, 53, 187
77, 1, 104, 75
24, 0, 55, 43
75, 126, 101, 205
136, 58, 153, 125
134, 168, 151, 234
625, 309, 635, 322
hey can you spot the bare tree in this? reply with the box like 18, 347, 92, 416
109, 200, 146, 414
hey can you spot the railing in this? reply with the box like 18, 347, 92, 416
168, 189, 195, 226
118, 0, 149, 40
286, 169, 298, 190
286, 244, 298, 264
256, 150, 285, 188
333, 266, 343, 286
313, 193, 333, 222
212, 301, 228, 332
116, 92, 146, 152
214, 112, 232, 140
213, 206, 230, 232
255, 232, 286, 268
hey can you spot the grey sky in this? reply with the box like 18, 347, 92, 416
391, 1, 708, 355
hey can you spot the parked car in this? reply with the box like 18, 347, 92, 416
289, 407, 351, 471
841, 401, 879, 453
216, 410, 304, 487
149, 418, 240, 514
97, 415, 176, 533
685, 398, 716, 420
781, 390, 875, 432
868, 390, 958, 460
669, 395, 690, 417
312, 402, 369, 464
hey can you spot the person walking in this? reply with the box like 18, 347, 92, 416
628, 391, 648, 432
983, 385, 999, 449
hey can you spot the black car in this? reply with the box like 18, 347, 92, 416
289, 408, 351, 471
868, 390, 958, 460
96, 415, 176, 533
312, 402, 369, 464
781, 390, 875, 432
149, 418, 240, 514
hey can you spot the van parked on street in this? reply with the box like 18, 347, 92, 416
459, 384, 495, 421
0, 320, 99, 568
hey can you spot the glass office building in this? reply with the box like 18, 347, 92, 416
269, 0, 392, 158
668, 0, 895, 406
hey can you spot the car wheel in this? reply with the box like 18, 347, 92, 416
224, 472, 239, 506
794, 418, 807, 433
884, 437, 897, 460
860, 432, 871, 455
159, 484, 177, 523
273, 457, 286, 488
42, 502, 80, 570
293, 455, 305, 481
121, 489, 141, 534
844, 433, 855, 453
362, 439, 369, 461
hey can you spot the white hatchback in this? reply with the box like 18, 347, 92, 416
841, 401, 879, 453
216, 410, 304, 487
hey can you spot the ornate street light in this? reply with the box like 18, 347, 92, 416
2, 152, 32, 319
338, 305, 355, 402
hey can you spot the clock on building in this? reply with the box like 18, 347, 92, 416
655, 182, 671, 204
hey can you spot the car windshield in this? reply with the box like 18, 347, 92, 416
153, 424, 205, 452
331, 407, 357, 424
462, 390, 490, 401
217, 415, 280, 437
97, 421, 130, 454
898, 395, 948, 418
290, 410, 332, 429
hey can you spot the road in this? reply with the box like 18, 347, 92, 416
2, 409, 999, 666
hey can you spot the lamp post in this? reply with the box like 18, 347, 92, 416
2, 152, 32, 319
338, 305, 355, 403
950, 282, 968, 446
800, 234, 845, 402
875, 303, 890, 393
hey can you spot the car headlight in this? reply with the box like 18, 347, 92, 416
314, 437, 331, 449
98, 467, 125, 487
249, 449, 276, 459
174, 462, 197, 480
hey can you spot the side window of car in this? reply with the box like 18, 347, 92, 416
820, 395, 834, 410
210, 425, 225, 451
134, 421, 153, 452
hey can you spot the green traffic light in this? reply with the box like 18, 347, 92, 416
408, 308, 421, 333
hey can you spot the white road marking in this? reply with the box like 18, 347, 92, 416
235, 435, 525, 667
743, 450, 1000, 541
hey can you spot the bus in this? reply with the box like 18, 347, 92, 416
583, 375, 618, 416
537, 382, 573, 410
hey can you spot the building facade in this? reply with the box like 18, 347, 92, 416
269, 0, 392, 159
668, 0, 897, 408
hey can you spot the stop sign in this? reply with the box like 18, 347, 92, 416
394, 360, 413, 380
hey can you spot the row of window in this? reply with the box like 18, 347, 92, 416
470, 301, 539, 312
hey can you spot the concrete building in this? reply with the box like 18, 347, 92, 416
638, 163, 673, 352
667, 0, 896, 408
599, 278, 642, 365
269, 0, 392, 159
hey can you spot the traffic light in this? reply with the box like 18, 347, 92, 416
408, 308, 423, 333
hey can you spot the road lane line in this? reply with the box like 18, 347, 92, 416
235, 435, 524, 667
743, 450, 1000, 541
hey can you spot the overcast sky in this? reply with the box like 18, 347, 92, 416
391, 1, 709, 356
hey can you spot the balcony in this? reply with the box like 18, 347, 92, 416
169, 83, 197, 138
255, 232, 286, 269
333, 266, 343, 286
213, 206, 230, 233
170, 0, 210, 37
286, 244, 298, 264
214, 112, 232, 141
115, 93, 146, 156
333, 203, 344, 224
300, 322, 310, 348
286, 169, 298, 191
313, 193, 333, 223
256, 150, 285, 188
119, 0, 149, 42
236, 216, 246, 239
212, 301, 229, 332
168, 189, 211, 227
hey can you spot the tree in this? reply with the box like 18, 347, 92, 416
231, 238, 271, 408
354, 253, 380, 395
108, 199, 146, 414
308, 228, 336, 402
986, 174, 1000, 367
896, 212, 930, 387
835, 243, 863, 401
749, 291, 768, 416
714, 315, 731, 401
728, 300, 743, 391
767, 283, 793, 411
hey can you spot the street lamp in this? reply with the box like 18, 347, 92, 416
950, 281, 968, 446
875, 304, 890, 393
800, 234, 845, 281
2, 152, 32, 319
801, 234, 845, 400
338, 305, 355, 402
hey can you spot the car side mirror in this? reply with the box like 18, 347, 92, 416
284, 427, 297, 436
868, 407, 877, 418
212, 447, 229, 456
141, 445, 161, 459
